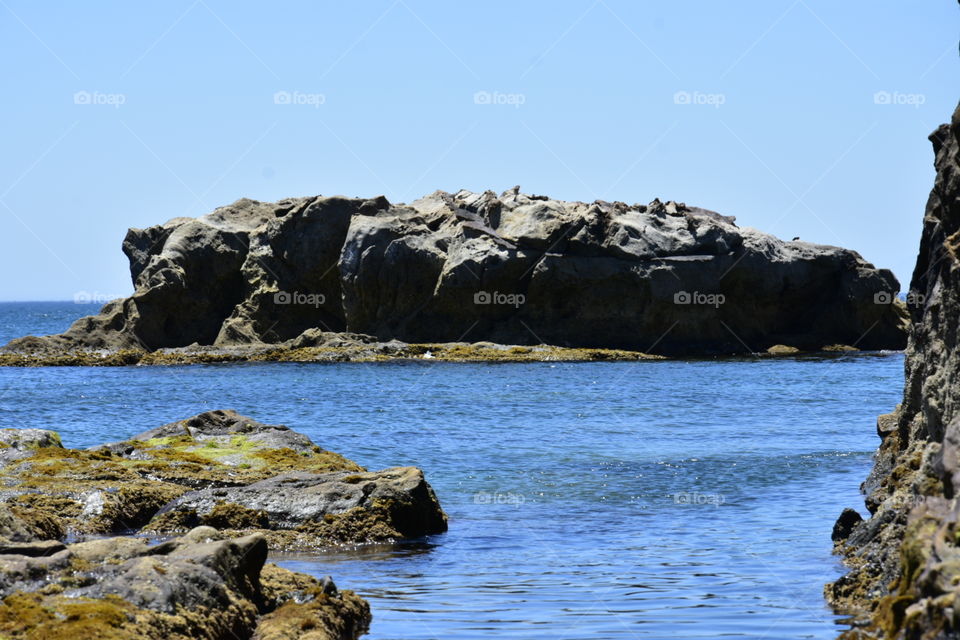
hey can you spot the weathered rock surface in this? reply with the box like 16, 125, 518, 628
2, 188, 907, 358
827, 102, 960, 638
152, 467, 449, 545
0, 410, 446, 548
0, 526, 371, 639
0, 338, 667, 366
0, 428, 62, 467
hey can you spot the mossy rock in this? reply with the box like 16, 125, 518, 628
0, 339, 664, 366
201, 502, 270, 529
821, 344, 860, 353
766, 344, 800, 355
0, 528, 371, 639
0, 411, 446, 552
145, 467, 448, 549
0, 411, 362, 537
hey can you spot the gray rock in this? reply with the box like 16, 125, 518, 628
84, 532, 267, 613
0, 504, 34, 543
0, 547, 73, 596
0, 428, 62, 467
0, 526, 371, 639
2, 189, 908, 356
0, 410, 444, 547
155, 467, 448, 537
125, 409, 316, 454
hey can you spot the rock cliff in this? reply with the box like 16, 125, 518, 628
828, 102, 960, 637
3, 188, 907, 357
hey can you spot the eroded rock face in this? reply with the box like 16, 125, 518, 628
2, 189, 907, 356
0, 526, 371, 640
0, 410, 446, 548
151, 467, 449, 545
827, 103, 960, 638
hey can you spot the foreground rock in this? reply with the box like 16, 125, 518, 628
0, 525, 370, 639
2, 188, 907, 359
826, 103, 960, 637
152, 467, 450, 547
0, 410, 447, 549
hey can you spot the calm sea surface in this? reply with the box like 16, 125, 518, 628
0, 301, 902, 639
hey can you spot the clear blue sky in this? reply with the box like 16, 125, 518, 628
1, 1, 957, 300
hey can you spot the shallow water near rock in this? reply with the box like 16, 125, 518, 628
0, 302, 903, 639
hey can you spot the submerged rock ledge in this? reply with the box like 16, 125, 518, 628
827, 102, 960, 638
0, 335, 898, 367
3, 188, 907, 361
0, 337, 663, 366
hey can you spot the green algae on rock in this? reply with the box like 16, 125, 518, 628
0, 336, 665, 367
765, 344, 800, 355
0, 410, 446, 548
0, 526, 371, 640
0, 412, 437, 637
147, 467, 449, 550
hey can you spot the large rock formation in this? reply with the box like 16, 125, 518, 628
827, 103, 960, 637
3, 188, 907, 357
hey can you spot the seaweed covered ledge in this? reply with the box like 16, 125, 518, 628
0, 409, 448, 638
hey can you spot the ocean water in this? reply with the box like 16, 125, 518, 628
0, 302, 903, 639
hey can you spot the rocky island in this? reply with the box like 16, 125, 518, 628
827, 102, 960, 638
1, 188, 907, 365
0, 409, 446, 638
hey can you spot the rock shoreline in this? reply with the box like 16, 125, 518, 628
2, 188, 908, 359
0, 409, 447, 638
0, 334, 895, 367
827, 102, 960, 638
0, 337, 662, 367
